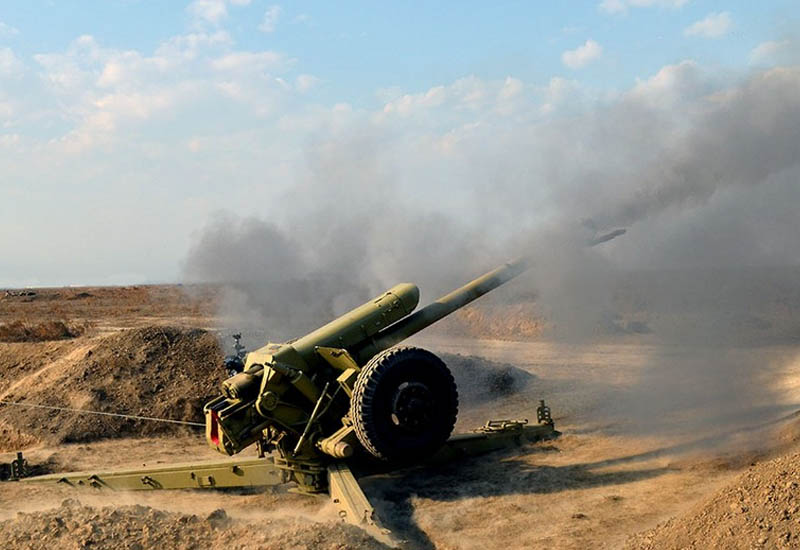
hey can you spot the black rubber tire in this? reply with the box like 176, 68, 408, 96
351, 346, 458, 461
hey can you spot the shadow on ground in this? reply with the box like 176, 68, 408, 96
362, 444, 670, 550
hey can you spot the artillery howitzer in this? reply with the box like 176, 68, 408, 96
13, 259, 557, 545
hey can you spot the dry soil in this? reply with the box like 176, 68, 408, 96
1, 284, 799, 549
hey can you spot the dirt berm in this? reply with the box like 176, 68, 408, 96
626, 451, 800, 549
0, 326, 226, 451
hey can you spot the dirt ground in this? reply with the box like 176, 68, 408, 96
1, 285, 800, 549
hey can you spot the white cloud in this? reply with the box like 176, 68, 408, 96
538, 77, 581, 114
211, 51, 285, 72
56, 84, 199, 153
186, 0, 253, 25
0, 21, 20, 37
749, 40, 792, 64
0, 133, 20, 147
187, 0, 228, 24
377, 75, 574, 123
600, 0, 688, 14
684, 12, 732, 38
494, 76, 524, 115
628, 60, 704, 108
382, 85, 447, 116
97, 60, 127, 88
0, 47, 24, 77
451, 76, 488, 110
0, 100, 13, 120
259, 5, 282, 33
35, 35, 118, 95
295, 74, 319, 93
561, 40, 602, 69
498, 76, 523, 101
95, 50, 160, 88
94, 91, 177, 121
379, 77, 497, 120
20, 28, 302, 153
155, 30, 232, 62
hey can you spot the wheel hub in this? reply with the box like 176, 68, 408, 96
390, 382, 433, 431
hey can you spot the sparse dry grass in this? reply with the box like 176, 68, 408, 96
0, 320, 91, 343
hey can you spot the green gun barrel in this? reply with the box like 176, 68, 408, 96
353, 257, 529, 363
291, 283, 420, 362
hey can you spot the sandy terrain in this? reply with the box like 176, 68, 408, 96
1, 284, 800, 549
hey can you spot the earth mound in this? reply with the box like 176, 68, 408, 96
0, 326, 225, 451
0, 499, 390, 550
442, 352, 534, 406
626, 451, 800, 549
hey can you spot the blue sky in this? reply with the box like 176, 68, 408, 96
3, 1, 797, 103
1, 1, 799, 286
